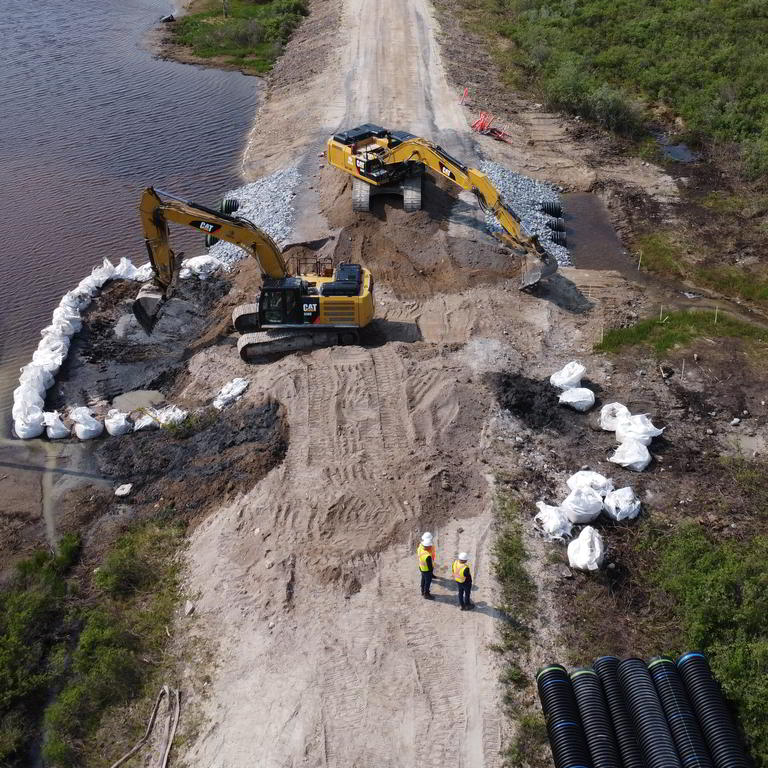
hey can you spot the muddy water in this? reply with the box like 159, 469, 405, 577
0, 0, 262, 435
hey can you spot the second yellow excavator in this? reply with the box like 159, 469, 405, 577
132, 187, 375, 361
326, 124, 559, 288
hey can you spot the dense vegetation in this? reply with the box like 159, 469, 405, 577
0, 520, 183, 767
655, 524, 768, 764
464, 0, 768, 176
173, 0, 308, 74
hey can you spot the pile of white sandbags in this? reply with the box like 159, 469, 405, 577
12, 258, 151, 439
534, 469, 642, 571
600, 403, 664, 472
550, 361, 595, 412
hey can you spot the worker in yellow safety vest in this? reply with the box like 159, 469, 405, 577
452, 552, 474, 611
418, 531, 436, 599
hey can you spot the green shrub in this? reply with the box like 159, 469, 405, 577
173, 0, 308, 73
655, 525, 768, 763
468, 0, 768, 172
0, 536, 80, 764
94, 543, 151, 597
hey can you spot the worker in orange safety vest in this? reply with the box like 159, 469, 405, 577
452, 552, 474, 611
418, 531, 436, 599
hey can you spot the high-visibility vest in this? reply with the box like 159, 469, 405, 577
453, 560, 470, 583
418, 545, 434, 572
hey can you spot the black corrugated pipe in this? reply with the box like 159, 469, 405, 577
570, 668, 622, 768
593, 656, 644, 768
648, 657, 714, 768
618, 658, 682, 768
676, 652, 751, 768
537, 664, 593, 768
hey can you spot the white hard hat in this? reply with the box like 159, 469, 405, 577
458, 552, 469, 561
421, 532, 433, 545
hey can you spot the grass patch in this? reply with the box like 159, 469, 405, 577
595, 309, 768, 356
455, 0, 768, 172
42, 521, 184, 767
633, 232, 686, 277
501, 711, 549, 768
654, 523, 768, 765
694, 266, 768, 303
173, 0, 308, 74
0, 535, 80, 764
493, 494, 535, 646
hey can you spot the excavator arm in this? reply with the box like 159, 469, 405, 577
327, 128, 559, 287
133, 187, 288, 333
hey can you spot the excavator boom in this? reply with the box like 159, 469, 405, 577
134, 187, 288, 333
327, 125, 558, 288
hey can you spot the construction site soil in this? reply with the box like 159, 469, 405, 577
5, 0, 768, 764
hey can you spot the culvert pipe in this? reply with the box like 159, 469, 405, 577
593, 656, 643, 768
676, 652, 750, 768
648, 657, 714, 768
570, 668, 621, 768
618, 658, 682, 768
537, 664, 593, 768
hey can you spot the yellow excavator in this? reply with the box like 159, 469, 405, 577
326, 124, 559, 288
133, 187, 375, 361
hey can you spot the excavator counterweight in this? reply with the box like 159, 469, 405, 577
132, 187, 375, 360
326, 124, 559, 288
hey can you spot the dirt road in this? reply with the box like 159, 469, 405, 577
175, 0, 678, 765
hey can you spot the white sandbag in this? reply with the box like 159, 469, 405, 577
133, 405, 188, 431
550, 361, 586, 390
155, 405, 188, 426
114, 483, 133, 497
134, 263, 154, 282
180, 255, 221, 279
561, 486, 604, 524
599, 402, 631, 431
615, 414, 664, 446
112, 257, 141, 280
14, 404, 45, 439
12, 384, 44, 419
558, 387, 595, 412
603, 487, 641, 521
566, 471, 614, 497
133, 412, 159, 431
534, 501, 573, 541
567, 526, 605, 571
213, 378, 249, 410
609, 439, 651, 472
70, 407, 104, 440
90, 258, 116, 287
19, 363, 54, 392
43, 411, 70, 440
104, 409, 133, 436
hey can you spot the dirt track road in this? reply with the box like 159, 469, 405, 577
177, 0, 655, 765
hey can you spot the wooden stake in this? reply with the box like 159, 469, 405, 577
681, 359, 686, 381
637, 252, 643, 271
714, 305, 719, 324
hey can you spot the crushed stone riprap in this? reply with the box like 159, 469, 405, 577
480, 161, 571, 267
209, 166, 301, 268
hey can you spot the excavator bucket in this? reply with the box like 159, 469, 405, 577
132, 282, 166, 335
519, 250, 559, 290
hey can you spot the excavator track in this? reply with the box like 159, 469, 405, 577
402, 173, 422, 212
232, 303, 261, 334
237, 328, 360, 363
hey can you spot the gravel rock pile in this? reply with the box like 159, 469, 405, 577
479, 161, 571, 267
209, 166, 301, 268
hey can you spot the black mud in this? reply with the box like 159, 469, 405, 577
94, 400, 287, 516
48, 276, 232, 411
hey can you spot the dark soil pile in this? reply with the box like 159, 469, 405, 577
95, 400, 287, 517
